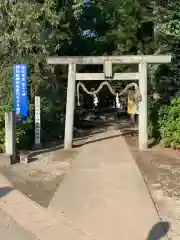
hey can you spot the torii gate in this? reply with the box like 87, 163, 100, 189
47, 55, 171, 150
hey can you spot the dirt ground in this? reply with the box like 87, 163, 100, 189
1, 114, 180, 239
124, 131, 180, 240
124, 132, 180, 199
0, 149, 77, 207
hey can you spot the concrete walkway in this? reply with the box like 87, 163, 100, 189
0, 129, 168, 239
0, 208, 38, 240
0, 173, 94, 240
49, 129, 168, 240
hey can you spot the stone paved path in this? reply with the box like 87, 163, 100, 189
49, 129, 168, 240
0, 208, 38, 240
0, 129, 169, 239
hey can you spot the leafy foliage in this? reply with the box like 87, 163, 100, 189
0, 110, 5, 152
0, 0, 180, 151
159, 98, 180, 149
0, 0, 71, 152
0, 107, 33, 152
148, 96, 162, 140
0, 0, 70, 100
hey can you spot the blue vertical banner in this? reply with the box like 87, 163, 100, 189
13, 64, 28, 119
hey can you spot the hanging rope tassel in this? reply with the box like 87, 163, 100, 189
76, 82, 81, 106
93, 94, 98, 107
116, 93, 120, 109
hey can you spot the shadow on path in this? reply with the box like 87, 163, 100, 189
147, 221, 170, 240
0, 187, 13, 198
77, 131, 135, 147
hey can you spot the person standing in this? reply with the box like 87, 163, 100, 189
127, 89, 139, 127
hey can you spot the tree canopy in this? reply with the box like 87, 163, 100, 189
0, 0, 179, 150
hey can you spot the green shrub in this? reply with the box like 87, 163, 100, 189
158, 98, 180, 149
0, 112, 5, 153
16, 118, 34, 150
148, 96, 161, 140
0, 109, 33, 153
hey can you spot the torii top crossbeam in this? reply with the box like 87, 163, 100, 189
47, 55, 171, 65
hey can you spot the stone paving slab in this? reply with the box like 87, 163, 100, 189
0, 173, 96, 240
0, 208, 38, 240
49, 130, 168, 240
0, 129, 169, 239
